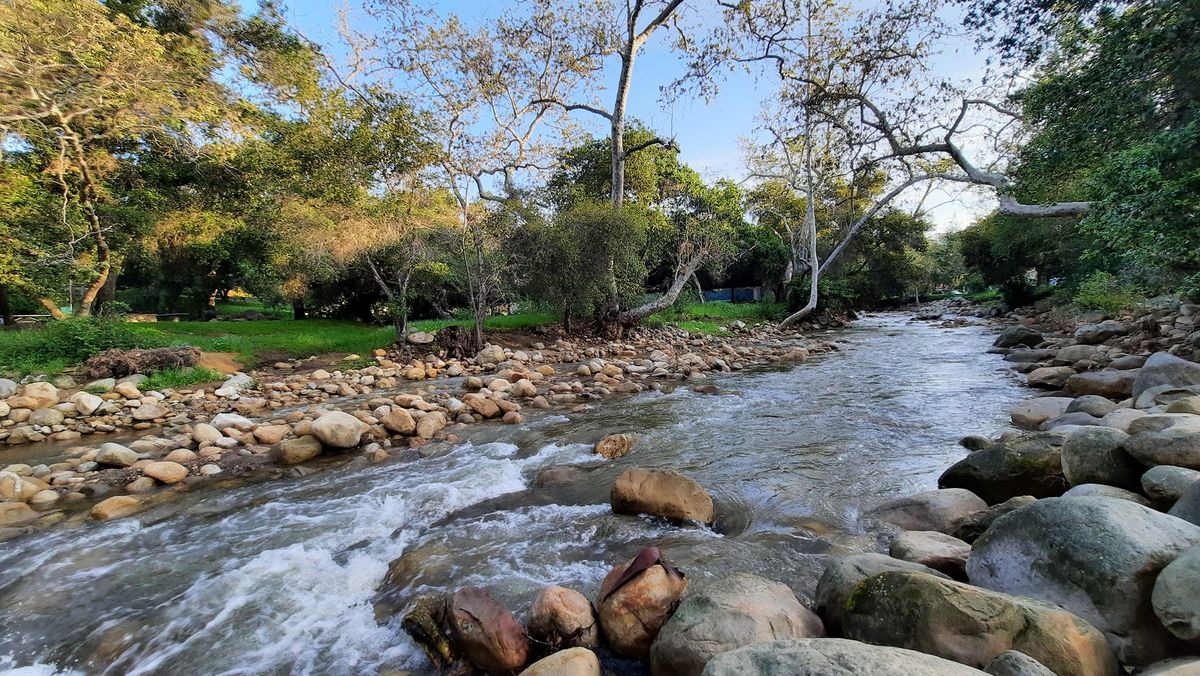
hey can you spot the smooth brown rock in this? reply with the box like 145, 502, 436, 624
91, 496, 141, 520
446, 587, 530, 673
597, 551, 688, 659
526, 585, 599, 651
594, 433, 634, 459
610, 468, 714, 524
143, 461, 188, 485
518, 647, 599, 676
274, 435, 322, 465
889, 531, 972, 579
382, 408, 416, 435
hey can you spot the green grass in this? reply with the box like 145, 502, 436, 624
214, 298, 292, 320
140, 366, 227, 391
647, 301, 784, 334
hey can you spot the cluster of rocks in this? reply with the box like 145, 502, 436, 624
1, 326, 835, 536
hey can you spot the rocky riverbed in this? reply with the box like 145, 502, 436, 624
0, 312, 1038, 674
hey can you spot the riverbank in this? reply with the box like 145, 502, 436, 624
0, 312, 1030, 674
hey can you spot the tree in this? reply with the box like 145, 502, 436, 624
0, 0, 226, 316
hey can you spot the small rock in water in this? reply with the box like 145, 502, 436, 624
90, 496, 141, 521
594, 433, 634, 459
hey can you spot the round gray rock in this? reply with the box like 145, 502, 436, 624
1060, 427, 1143, 489
1168, 480, 1200, 526
984, 651, 1055, 676
966, 496, 1200, 665
701, 638, 985, 675
649, 573, 824, 676
867, 488, 986, 532
1125, 427, 1200, 470
1142, 465, 1200, 503
1151, 546, 1200, 640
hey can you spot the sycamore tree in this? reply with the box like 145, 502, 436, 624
0, 0, 227, 317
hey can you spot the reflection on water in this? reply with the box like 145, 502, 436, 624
0, 314, 1025, 675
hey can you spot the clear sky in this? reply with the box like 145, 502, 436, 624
266, 0, 996, 232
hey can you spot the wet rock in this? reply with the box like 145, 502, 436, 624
447, 587, 530, 673
1061, 427, 1143, 489
1168, 481, 1200, 525
526, 585, 599, 651
869, 488, 986, 532
463, 393, 501, 418
950, 496, 1037, 543
939, 433, 1067, 504
90, 495, 141, 520
96, 442, 140, 467
1133, 352, 1200, 399
1074, 320, 1126, 345
702, 638, 985, 675
311, 411, 366, 448
813, 554, 950, 634
534, 465, 584, 486
597, 548, 688, 659
843, 571, 1117, 676
610, 468, 714, 524
995, 326, 1043, 348
519, 647, 599, 676
0, 501, 38, 526
967, 496, 1200, 665
1064, 370, 1137, 399
125, 477, 157, 494
28, 489, 58, 508
143, 461, 188, 485
1027, 366, 1075, 389
1142, 465, 1200, 504
650, 573, 824, 676
1125, 427, 1200, 469
382, 408, 415, 435
400, 594, 459, 671
274, 435, 323, 465
1151, 546, 1200, 641
1004, 349, 1058, 363
983, 650, 1056, 676
594, 433, 634, 459
1011, 398, 1071, 429
889, 531, 971, 579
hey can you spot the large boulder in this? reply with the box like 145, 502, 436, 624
518, 647, 599, 676
1142, 465, 1200, 504
1168, 480, 1200, 526
1026, 367, 1076, 389
967, 496, 1200, 664
1125, 427, 1200, 470
597, 548, 688, 659
446, 587, 530, 673
701, 638, 986, 675
310, 411, 367, 448
1011, 398, 1072, 430
1074, 320, 1126, 345
843, 571, 1118, 676
889, 531, 972, 579
867, 488, 986, 532
610, 468, 714, 524
995, 326, 1043, 348
526, 585, 599, 651
650, 573, 824, 676
1060, 427, 1144, 489
813, 553, 950, 634
1061, 483, 1151, 505
1133, 353, 1200, 399
19, 381, 59, 408
1151, 546, 1200, 641
1063, 370, 1137, 399
939, 434, 1068, 504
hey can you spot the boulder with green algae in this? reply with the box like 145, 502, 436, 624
841, 571, 1117, 676
939, 433, 1068, 504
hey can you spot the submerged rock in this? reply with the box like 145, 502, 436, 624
701, 638, 985, 675
650, 573, 824, 676
967, 496, 1200, 665
842, 571, 1117, 676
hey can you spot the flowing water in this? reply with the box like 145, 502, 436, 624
0, 314, 1027, 675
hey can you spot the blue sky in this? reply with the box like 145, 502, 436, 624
263, 0, 994, 231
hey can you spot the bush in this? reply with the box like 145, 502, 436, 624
1073, 271, 1140, 314
0, 316, 162, 375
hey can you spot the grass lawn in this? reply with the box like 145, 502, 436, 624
0, 302, 777, 378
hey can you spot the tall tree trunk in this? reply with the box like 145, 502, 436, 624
778, 101, 820, 331
0, 285, 13, 328
692, 272, 705, 303
38, 297, 66, 320
63, 127, 110, 318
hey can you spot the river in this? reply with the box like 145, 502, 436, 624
0, 313, 1027, 675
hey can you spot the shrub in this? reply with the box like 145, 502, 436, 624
0, 316, 163, 375
1073, 271, 1140, 314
